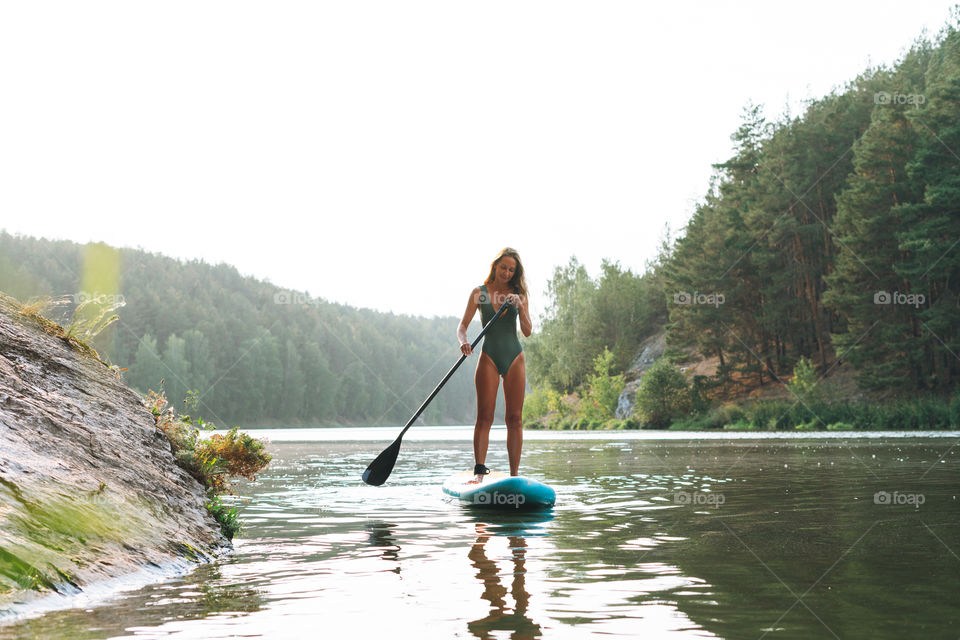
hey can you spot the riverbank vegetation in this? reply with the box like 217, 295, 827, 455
1, 294, 245, 601
146, 388, 271, 539
11, 292, 271, 540
0, 234, 479, 426
525, 17, 960, 430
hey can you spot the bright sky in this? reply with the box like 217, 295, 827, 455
1, 1, 955, 319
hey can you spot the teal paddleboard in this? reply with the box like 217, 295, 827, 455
442, 470, 556, 509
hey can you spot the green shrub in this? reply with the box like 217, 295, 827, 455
786, 356, 821, 403
669, 413, 712, 430
205, 496, 241, 541
744, 401, 791, 430
722, 420, 756, 431
706, 404, 745, 428
915, 397, 949, 428
827, 422, 855, 431
523, 385, 564, 422
579, 348, 626, 422
195, 428, 272, 495
689, 375, 714, 415
572, 417, 601, 430
635, 360, 691, 427
734, 397, 953, 431
147, 389, 271, 539
530, 372, 956, 432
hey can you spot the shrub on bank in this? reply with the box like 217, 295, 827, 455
526, 412, 640, 430
204, 495, 242, 541
147, 389, 271, 539
725, 396, 954, 431
634, 360, 692, 427
525, 366, 957, 432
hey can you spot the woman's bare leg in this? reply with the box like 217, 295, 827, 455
472, 353, 500, 483
502, 354, 526, 476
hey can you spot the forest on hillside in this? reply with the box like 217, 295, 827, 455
526, 18, 959, 425
4, 18, 959, 431
0, 233, 481, 426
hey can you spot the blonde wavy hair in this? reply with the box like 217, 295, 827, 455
484, 247, 528, 297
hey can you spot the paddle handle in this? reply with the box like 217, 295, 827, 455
397, 300, 511, 437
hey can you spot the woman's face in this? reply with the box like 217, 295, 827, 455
495, 256, 517, 285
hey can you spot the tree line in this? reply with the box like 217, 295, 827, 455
5, 18, 959, 429
528, 17, 959, 412
0, 232, 481, 426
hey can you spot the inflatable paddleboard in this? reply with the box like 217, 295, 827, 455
442, 470, 556, 509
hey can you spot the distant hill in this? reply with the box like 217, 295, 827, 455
0, 232, 482, 426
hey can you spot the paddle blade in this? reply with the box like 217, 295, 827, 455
362, 437, 402, 486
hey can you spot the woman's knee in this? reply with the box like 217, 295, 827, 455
504, 411, 523, 429
476, 411, 495, 428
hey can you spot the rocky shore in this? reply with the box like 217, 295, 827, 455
0, 293, 229, 617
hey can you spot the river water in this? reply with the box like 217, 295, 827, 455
2, 427, 958, 639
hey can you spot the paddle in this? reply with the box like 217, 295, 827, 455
362, 299, 512, 486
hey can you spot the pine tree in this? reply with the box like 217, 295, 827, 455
824, 80, 924, 390
894, 25, 960, 390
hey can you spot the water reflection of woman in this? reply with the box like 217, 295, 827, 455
466, 523, 542, 639
366, 522, 400, 571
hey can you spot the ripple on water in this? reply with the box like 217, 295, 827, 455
2, 437, 957, 639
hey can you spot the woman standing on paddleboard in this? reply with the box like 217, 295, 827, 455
457, 248, 533, 484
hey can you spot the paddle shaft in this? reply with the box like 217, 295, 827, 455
395, 300, 511, 439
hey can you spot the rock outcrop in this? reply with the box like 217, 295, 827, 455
0, 293, 228, 615
615, 331, 667, 419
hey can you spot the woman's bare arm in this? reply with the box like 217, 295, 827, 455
502, 292, 533, 337
516, 294, 533, 337
457, 287, 481, 355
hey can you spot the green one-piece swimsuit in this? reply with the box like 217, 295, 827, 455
478, 284, 523, 376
